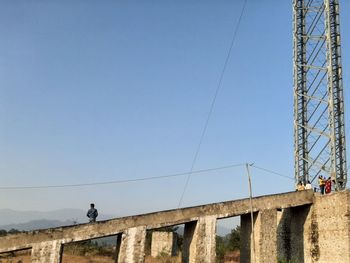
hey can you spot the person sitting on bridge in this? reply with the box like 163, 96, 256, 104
305, 180, 312, 190
87, 203, 98, 222
296, 181, 305, 191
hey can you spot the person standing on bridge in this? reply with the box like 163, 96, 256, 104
325, 177, 332, 194
87, 203, 98, 222
319, 176, 325, 195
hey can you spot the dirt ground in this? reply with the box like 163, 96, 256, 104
223, 250, 240, 263
0, 255, 179, 263
0, 250, 31, 263
0, 252, 115, 263
0, 254, 180, 263
0, 251, 239, 263
62, 254, 116, 263
144, 255, 181, 263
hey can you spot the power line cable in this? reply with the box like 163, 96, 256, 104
177, 0, 249, 208
2, 162, 321, 191
250, 164, 294, 181
0, 163, 244, 190
251, 164, 319, 189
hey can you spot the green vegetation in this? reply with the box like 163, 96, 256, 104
0, 229, 23, 236
277, 258, 299, 263
64, 240, 115, 258
216, 226, 240, 262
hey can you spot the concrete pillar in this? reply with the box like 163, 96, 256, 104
277, 205, 311, 262
117, 226, 146, 263
151, 231, 177, 257
303, 192, 350, 263
240, 209, 277, 263
182, 215, 217, 263
31, 240, 63, 263
257, 209, 277, 262
276, 192, 350, 263
114, 233, 122, 263
240, 213, 254, 263
276, 209, 292, 261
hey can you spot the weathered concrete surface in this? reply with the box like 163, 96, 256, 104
277, 209, 292, 260
115, 234, 122, 262
240, 213, 255, 262
0, 190, 314, 253
117, 226, 146, 263
276, 191, 350, 263
277, 205, 311, 262
151, 231, 176, 257
304, 191, 350, 263
182, 221, 196, 262
240, 209, 277, 263
256, 209, 277, 262
31, 240, 62, 263
182, 216, 216, 263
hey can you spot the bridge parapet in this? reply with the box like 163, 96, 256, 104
0, 190, 315, 262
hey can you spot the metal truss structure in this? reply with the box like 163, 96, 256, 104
293, 0, 347, 190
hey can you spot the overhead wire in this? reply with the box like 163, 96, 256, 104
250, 164, 294, 181
251, 164, 321, 189
0, 163, 244, 190
1, 162, 317, 193
177, 0, 249, 208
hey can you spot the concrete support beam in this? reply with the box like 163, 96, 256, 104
117, 226, 146, 263
276, 209, 292, 261
241, 209, 277, 263
182, 215, 217, 263
240, 213, 254, 262
277, 205, 310, 262
257, 209, 277, 261
114, 233, 122, 263
31, 240, 62, 263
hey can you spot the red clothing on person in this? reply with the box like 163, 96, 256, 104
325, 180, 332, 194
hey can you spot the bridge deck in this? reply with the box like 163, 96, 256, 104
0, 190, 314, 253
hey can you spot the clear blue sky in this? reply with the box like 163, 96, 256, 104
0, 0, 350, 217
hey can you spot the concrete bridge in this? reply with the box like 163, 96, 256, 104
0, 190, 349, 262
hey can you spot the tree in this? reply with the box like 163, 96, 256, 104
216, 236, 226, 262
215, 225, 241, 262
227, 225, 240, 251
0, 229, 7, 236
8, 229, 21, 235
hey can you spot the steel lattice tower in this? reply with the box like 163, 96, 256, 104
293, 0, 347, 190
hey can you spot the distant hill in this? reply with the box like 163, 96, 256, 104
0, 208, 116, 231
0, 219, 77, 231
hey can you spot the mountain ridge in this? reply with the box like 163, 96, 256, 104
0, 208, 116, 229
